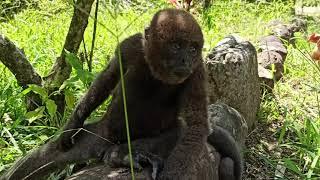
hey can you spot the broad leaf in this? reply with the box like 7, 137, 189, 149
25, 84, 48, 99
65, 89, 76, 109
25, 106, 45, 124
65, 51, 83, 71
46, 99, 57, 118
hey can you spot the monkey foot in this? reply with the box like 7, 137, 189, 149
127, 151, 164, 179
104, 146, 163, 180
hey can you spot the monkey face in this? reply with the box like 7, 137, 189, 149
144, 9, 204, 84
145, 37, 203, 85
162, 39, 202, 83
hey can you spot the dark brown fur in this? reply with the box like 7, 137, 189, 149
1, 9, 241, 180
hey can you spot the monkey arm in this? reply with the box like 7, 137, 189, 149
61, 33, 143, 129
58, 33, 144, 151
62, 33, 143, 131
58, 56, 125, 151
160, 64, 210, 179
70, 57, 122, 124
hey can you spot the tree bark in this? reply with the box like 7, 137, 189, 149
43, 0, 95, 114
0, 35, 42, 110
0, 35, 42, 88
0, 0, 96, 114
44, 0, 95, 88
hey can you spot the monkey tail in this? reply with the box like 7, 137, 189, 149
207, 125, 243, 180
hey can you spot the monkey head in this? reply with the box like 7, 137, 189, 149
144, 9, 204, 84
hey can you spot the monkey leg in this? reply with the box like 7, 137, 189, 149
104, 129, 179, 180
1, 123, 112, 180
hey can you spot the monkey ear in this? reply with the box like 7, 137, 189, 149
144, 27, 150, 40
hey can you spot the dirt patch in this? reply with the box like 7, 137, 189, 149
243, 119, 297, 179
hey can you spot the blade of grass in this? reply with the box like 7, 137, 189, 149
3, 127, 22, 154
116, 36, 135, 179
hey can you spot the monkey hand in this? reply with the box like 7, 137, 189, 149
56, 120, 82, 151
104, 145, 164, 180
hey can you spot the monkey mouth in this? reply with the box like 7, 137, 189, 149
150, 67, 188, 84
164, 73, 190, 84
154, 72, 187, 85
146, 57, 191, 84
173, 68, 191, 78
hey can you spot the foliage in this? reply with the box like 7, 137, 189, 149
257, 34, 320, 178
0, 0, 319, 178
300, 0, 320, 7
0, 0, 39, 21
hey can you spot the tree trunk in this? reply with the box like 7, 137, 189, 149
0, 35, 42, 111
43, 0, 95, 115
43, 0, 95, 88
0, 0, 95, 114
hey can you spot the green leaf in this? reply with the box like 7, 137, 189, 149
25, 106, 45, 124
283, 159, 301, 175
3, 127, 22, 153
38, 135, 49, 142
21, 88, 32, 95
65, 89, 76, 109
76, 69, 95, 86
307, 155, 319, 178
46, 99, 57, 118
278, 121, 287, 143
59, 76, 80, 91
25, 84, 48, 99
65, 51, 83, 71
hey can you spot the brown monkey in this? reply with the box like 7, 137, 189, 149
1, 9, 241, 180
65, 8, 208, 179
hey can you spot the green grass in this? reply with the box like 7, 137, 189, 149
0, 0, 319, 178
255, 30, 320, 178
300, 0, 320, 7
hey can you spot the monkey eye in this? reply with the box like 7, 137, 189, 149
171, 43, 180, 52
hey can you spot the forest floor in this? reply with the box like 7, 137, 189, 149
0, 0, 319, 179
